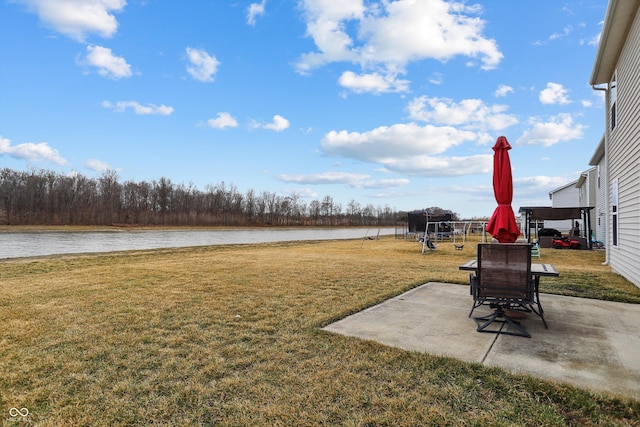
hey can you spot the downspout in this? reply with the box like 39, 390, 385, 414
592, 83, 609, 265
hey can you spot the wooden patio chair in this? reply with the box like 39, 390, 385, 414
469, 243, 535, 338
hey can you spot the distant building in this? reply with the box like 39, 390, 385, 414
575, 167, 598, 241
547, 180, 579, 234
549, 180, 579, 208
588, 135, 607, 246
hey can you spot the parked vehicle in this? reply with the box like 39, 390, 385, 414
538, 228, 562, 238
552, 236, 581, 249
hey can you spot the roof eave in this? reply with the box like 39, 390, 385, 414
590, 0, 640, 85
576, 173, 588, 188
588, 134, 606, 165
549, 180, 579, 196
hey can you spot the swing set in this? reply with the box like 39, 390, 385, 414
406, 211, 489, 255
419, 221, 487, 254
452, 222, 470, 250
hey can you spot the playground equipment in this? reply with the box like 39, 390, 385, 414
453, 222, 470, 250
416, 220, 486, 254
360, 227, 381, 248
419, 233, 437, 253
405, 211, 491, 254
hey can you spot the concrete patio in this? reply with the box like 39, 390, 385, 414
323, 282, 640, 401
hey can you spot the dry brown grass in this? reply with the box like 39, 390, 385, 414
1, 235, 638, 425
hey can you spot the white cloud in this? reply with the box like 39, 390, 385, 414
382, 154, 493, 176
592, 89, 605, 104
428, 72, 444, 85
247, 0, 266, 26
359, 1, 502, 69
495, 84, 514, 98
283, 187, 318, 199
539, 82, 571, 105
277, 171, 410, 189
513, 175, 582, 204
85, 158, 112, 172
322, 122, 476, 162
14, 0, 126, 42
516, 113, 586, 147
0, 134, 67, 165
362, 178, 411, 189
548, 25, 573, 41
82, 45, 132, 79
338, 70, 409, 94
279, 171, 370, 185
295, 0, 364, 73
407, 96, 518, 132
261, 115, 290, 132
515, 175, 575, 191
102, 100, 174, 115
185, 47, 220, 82
206, 112, 239, 129
296, 0, 502, 78
318, 96, 513, 176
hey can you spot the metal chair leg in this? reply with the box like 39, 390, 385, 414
473, 307, 531, 338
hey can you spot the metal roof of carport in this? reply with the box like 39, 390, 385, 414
518, 206, 595, 246
518, 206, 593, 221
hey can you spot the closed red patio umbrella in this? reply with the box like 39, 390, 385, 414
485, 136, 520, 243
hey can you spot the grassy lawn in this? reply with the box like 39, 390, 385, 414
1, 234, 639, 425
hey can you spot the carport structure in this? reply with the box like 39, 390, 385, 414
519, 206, 594, 248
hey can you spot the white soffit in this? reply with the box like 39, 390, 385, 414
590, 0, 640, 85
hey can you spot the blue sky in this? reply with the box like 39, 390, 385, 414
0, 0, 608, 219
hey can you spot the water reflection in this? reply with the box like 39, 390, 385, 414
0, 228, 396, 259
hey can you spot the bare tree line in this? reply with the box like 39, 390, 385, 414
0, 168, 405, 227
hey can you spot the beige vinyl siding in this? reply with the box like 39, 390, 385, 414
550, 181, 579, 208
587, 170, 597, 236
595, 160, 607, 244
607, 10, 640, 288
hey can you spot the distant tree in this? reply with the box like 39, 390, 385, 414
423, 206, 460, 221
244, 189, 257, 224
0, 167, 408, 227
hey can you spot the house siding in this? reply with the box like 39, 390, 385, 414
607, 9, 640, 288
548, 182, 580, 233
588, 137, 607, 245
595, 158, 608, 244
579, 168, 597, 237
550, 182, 579, 208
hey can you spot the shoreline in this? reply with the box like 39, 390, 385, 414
0, 224, 391, 233
0, 226, 398, 260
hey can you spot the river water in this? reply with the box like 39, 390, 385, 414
0, 227, 396, 259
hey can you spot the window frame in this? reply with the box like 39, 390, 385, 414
610, 71, 617, 131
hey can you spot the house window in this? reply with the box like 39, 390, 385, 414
612, 178, 618, 247
610, 72, 617, 131
597, 165, 601, 189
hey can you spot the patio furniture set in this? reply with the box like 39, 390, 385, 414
459, 243, 559, 338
